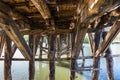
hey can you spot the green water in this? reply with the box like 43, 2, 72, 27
0, 43, 88, 80
0, 61, 88, 80
35, 61, 88, 80
1, 43, 120, 80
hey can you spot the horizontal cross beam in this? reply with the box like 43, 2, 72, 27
31, 0, 51, 19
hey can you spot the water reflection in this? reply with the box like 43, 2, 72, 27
0, 43, 120, 80
35, 61, 88, 80
0, 61, 88, 80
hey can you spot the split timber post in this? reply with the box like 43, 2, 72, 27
70, 28, 87, 80
88, 33, 95, 54
70, 58, 76, 80
95, 20, 120, 80
106, 53, 114, 80
56, 34, 60, 58
4, 34, 12, 80
92, 20, 120, 80
29, 35, 35, 80
39, 36, 43, 59
92, 56, 100, 80
92, 30, 101, 80
67, 33, 71, 58
48, 34, 56, 80
11, 44, 17, 58
33, 34, 41, 56
70, 32, 76, 80
80, 46, 85, 74
68, 33, 72, 57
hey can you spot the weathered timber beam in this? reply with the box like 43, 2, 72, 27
70, 58, 76, 80
70, 29, 87, 80
88, 33, 95, 54
83, 2, 120, 23
29, 34, 40, 55
70, 26, 87, 80
0, 23, 32, 60
11, 44, 17, 58
31, 0, 51, 19
87, 0, 113, 16
20, 29, 73, 35
0, 1, 31, 27
0, 54, 120, 61
31, 0, 55, 29
95, 20, 120, 57
29, 35, 35, 80
39, 36, 43, 59
0, 13, 32, 59
3, 27, 32, 60
4, 35, 12, 80
33, 35, 40, 55
0, 31, 5, 57
48, 35, 56, 80
72, 28, 88, 58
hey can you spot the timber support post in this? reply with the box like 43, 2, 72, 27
0, 31, 5, 57
70, 58, 77, 80
92, 57, 100, 80
70, 32, 76, 80
56, 35, 60, 58
92, 30, 102, 80
48, 34, 56, 80
67, 33, 71, 58
106, 53, 114, 80
70, 27, 88, 80
29, 35, 35, 80
79, 47, 85, 74
4, 34, 12, 80
39, 36, 43, 59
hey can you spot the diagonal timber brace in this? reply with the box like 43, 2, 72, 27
95, 19, 120, 57
0, 12, 32, 60
71, 28, 88, 58
0, 23, 32, 60
0, 11, 32, 60
0, 31, 5, 57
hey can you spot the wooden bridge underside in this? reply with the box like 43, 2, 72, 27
0, 0, 120, 80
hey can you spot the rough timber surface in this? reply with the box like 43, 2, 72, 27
0, 0, 120, 80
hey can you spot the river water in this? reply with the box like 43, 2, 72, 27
0, 43, 120, 80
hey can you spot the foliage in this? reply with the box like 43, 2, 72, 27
84, 36, 89, 43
